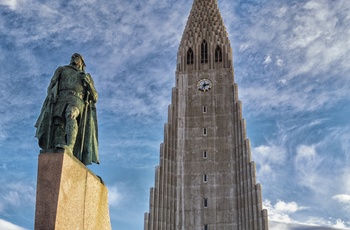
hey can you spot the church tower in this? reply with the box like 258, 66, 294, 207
144, 0, 269, 229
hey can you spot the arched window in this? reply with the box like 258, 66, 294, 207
215, 45, 222, 62
187, 48, 194, 65
201, 40, 208, 63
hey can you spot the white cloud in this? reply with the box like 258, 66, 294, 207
264, 200, 307, 224
296, 145, 317, 159
333, 194, 350, 204
108, 186, 123, 207
269, 221, 292, 230
0, 0, 24, 10
233, 0, 350, 116
0, 182, 36, 214
333, 194, 350, 211
304, 217, 350, 229
284, 0, 349, 78
254, 145, 287, 163
0, 219, 26, 230
333, 219, 348, 229
276, 58, 284, 67
265, 200, 350, 229
294, 145, 324, 191
274, 200, 305, 213
252, 144, 287, 177
240, 84, 344, 116
278, 79, 288, 85
264, 55, 272, 64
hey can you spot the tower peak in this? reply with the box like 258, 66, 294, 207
177, 0, 232, 71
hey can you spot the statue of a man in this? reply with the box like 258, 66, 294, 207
35, 53, 99, 165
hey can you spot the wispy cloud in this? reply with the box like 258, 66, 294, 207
108, 185, 123, 207
0, 219, 27, 230
333, 219, 350, 229
294, 145, 323, 190
264, 199, 307, 224
265, 200, 350, 229
333, 194, 350, 211
0, 0, 25, 10
252, 144, 287, 177
251, 116, 350, 227
229, 0, 350, 117
0, 182, 35, 215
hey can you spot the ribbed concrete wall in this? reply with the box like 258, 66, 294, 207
145, 0, 268, 229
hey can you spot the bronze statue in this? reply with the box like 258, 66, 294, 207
35, 53, 99, 165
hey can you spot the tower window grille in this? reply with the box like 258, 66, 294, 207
187, 48, 194, 65
201, 40, 208, 63
215, 45, 222, 62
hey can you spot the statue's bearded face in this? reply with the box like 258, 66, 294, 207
71, 53, 83, 67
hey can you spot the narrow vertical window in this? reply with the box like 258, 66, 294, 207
203, 174, 208, 182
187, 48, 194, 65
204, 198, 208, 207
203, 128, 207, 136
204, 225, 208, 230
201, 40, 208, 63
203, 106, 207, 113
203, 150, 207, 159
215, 45, 222, 62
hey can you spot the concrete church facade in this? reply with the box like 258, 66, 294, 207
144, 0, 268, 229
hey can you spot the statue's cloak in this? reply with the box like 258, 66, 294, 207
35, 94, 99, 165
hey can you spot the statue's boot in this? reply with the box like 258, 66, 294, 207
53, 121, 66, 148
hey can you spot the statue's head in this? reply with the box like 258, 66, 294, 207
70, 53, 86, 71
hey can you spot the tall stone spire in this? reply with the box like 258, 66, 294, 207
145, 0, 269, 229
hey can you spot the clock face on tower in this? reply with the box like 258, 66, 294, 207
197, 78, 213, 92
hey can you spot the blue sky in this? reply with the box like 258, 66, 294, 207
0, 0, 349, 229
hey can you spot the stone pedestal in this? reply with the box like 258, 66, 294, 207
34, 149, 111, 230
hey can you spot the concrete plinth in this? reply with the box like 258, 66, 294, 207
34, 149, 111, 230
